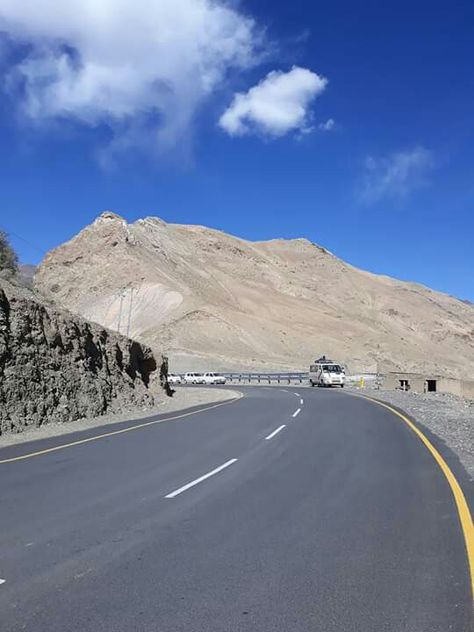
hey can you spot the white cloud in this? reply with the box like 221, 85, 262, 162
360, 146, 434, 203
218, 66, 327, 138
318, 118, 335, 131
0, 0, 264, 155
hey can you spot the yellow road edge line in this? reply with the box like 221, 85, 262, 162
0, 392, 244, 465
349, 391, 474, 599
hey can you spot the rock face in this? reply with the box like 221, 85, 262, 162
18, 264, 36, 288
0, 280, 157, 435
35, 212, 474, 377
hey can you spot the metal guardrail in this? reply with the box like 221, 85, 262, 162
222, 372, 308, 384
175, 371, 380, 386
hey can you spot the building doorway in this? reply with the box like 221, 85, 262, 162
426, 379, 437, 393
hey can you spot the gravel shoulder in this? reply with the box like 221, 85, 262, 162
0, 386, 239, 448
348, 387, 474, 480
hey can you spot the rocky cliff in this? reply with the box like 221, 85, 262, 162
0, 280, 157, 435
35, 212, 474, 377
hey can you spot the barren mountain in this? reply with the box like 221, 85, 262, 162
35, 212, 474, 376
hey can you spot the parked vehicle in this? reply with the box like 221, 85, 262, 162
167, 374, 182, 385
203, 372, 227, 385
309, 358, 345, 387
183, 372, 206, 384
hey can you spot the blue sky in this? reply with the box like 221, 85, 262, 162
0, 0, 473, 300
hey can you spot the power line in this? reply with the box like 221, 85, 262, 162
1, 227, 48, 255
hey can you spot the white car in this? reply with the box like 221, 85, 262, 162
167, 374, 182, 385
183, 372, 206, 384
203, 372, 227, 385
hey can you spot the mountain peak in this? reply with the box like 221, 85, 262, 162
95, 211, 126, 224
136, 216, 168, 228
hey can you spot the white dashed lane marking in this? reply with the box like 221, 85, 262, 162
165, 459, 238, 499
265, 425, 286, 440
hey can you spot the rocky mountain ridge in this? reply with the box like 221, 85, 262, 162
34, 212, 474, 377
0, 278, 157, 435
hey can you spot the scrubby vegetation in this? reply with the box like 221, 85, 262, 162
0, 230, 18, 278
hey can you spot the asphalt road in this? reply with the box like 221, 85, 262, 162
0, 386, 472, 631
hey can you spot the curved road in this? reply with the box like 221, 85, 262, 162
0, 386, 472, 631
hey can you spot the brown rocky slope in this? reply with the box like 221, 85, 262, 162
0, 279, 156, 435
35, 212, 474, 376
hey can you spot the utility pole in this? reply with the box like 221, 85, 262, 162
117, 291, 124, 334
126, 287, 134, 338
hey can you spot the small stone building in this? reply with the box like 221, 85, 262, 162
384, 372, 474, 400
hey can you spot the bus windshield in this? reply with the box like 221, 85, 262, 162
323, 365, 342, 373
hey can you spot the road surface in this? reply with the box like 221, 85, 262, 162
0, 386, 472, 631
